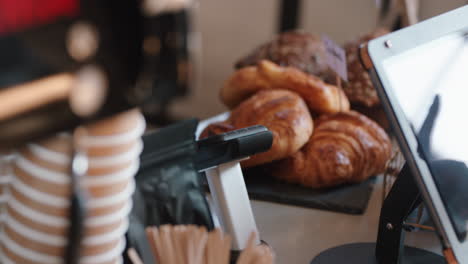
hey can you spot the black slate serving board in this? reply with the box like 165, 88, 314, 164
197, 115, 377, 215
242, 167, 376, 215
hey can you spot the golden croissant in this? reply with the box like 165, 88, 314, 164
201, 89, 313, 168
220, 60, 350, 115
270, 111, 392, 188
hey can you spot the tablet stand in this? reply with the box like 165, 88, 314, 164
311, 164, 446, 264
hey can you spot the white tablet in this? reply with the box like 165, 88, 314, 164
365, 5, 468, 263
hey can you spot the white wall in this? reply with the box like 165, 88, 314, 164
171, 0, 467, 119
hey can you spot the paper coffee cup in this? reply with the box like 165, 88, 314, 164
1, 243, 44, 264
0, 232, 62, 264
82, 239, 121, 257
34, 134, 73, 157
88, 178, 135, 209
84, 219, 126, 238
80, 238, 126, 264
88, 200, 127, 218
9, 186, 68, 217
86, 159, 134, 177
4, 221, 64, 256
6, 200, 68, 236
84, 109, 143, 137
0, 239, 123, 264
86, 180, 131, 199
84, 218, 128, 244
25, 145, 70, 168
12, 163, 70, 198
4, 209, 128, 255
86, 159, 139, 185
4, 208, 128, 259
0, 173, 11, 184
7, 184, 132, 229
86, 140, 138, 157
87, 140, 143, 169
17, 149, 70, 178
10, 175, 68, 208
83, 256, 122, 264
84, 111, 145, 156
4, 207, 129, 261
86, 200, 132, 228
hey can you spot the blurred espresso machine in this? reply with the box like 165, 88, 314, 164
0, 1, 271, 264
0, 0, 192, 148
0, 0, 196, 263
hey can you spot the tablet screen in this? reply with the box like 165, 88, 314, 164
382, 32, 468, 241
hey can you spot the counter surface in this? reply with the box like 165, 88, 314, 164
251, 176, 442, 264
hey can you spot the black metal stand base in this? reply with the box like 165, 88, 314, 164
311, 164, 448, 264
310, 243, 445, 264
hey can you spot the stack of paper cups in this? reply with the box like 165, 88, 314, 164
81, 109, 145, 264
0, 109, 145, 264
0, 134, 74, 264
0, 153, 14, 226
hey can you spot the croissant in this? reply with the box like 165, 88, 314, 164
220, 60, 350, 114
270, 111, 392, 188
201, 89, 313, 168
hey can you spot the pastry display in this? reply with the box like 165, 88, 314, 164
270, 111, 392, 188
204, 29, 394, 189
343, 28, 390, 129
201, 89, 313, 168
221, 60, 350, 114
235, 31, 336, 84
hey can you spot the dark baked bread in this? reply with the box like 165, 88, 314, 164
201, 89, 313, 168
343, 28, 390, 107
270, 111, 392, 188
343, 28, 391, 129
235, 31, 336, 84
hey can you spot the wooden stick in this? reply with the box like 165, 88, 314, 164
169, 226, 185, 264
193, 226, 209, 264
236, 232, 257, 264
146, 228, 160, 262
181, 225, 190, 264
205, 229, 214, 264
161, 225, 177, 264
405, 222, 436, 231
127, 248, 144, 264
152, 227, 166, 264
145, 225, 272, 264
221, 233, 232, 264
214, 230, 220, 264
186, 226, 196, 264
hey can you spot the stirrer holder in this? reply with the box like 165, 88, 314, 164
196, 125, 273, 250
